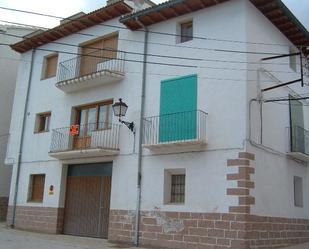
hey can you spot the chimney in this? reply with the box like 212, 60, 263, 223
106, 0, 121, 5
60, 12, 86, 25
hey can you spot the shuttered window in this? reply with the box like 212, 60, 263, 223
29, 174, 45, 202
80, 34, 118, 76
43, 53, 58, 79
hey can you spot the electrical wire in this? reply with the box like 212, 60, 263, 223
0, 6, 301, 48
1, 30, 305, 69
1, 42, 305, 84
3, 19, 308, 64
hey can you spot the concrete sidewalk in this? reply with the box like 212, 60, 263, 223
0, 223, 308, 249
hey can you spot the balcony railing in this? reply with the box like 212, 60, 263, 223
290, 126, 309, 156
50, 122, 120, 155
143, 110, 207, 147
56, 48, 125, 89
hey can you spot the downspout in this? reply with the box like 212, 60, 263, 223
134, 19, 148, 247
11, 48, 36, 227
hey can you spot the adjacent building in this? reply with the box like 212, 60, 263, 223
0, 25, 35, 221
5, 0, 309, 248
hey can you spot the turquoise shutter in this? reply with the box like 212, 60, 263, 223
159, 74, 197, 142
289, 96, 304, 153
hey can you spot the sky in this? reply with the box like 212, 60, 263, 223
0, 0, 308, 30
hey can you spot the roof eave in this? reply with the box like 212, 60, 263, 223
11, 0, 133, 53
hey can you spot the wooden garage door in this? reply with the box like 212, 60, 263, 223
63, 163, 112, 238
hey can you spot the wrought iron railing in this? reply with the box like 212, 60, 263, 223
290, 126, 309, 155
143, 110, 207, 146
50, 122, 120, 153
57, 48, 125, 83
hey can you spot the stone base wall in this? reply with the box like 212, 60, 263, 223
108, 210, 309, 249
0, 197, 9, 221
6, 206, 64, 234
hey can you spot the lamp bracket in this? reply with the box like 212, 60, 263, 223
119, 118, 135, 133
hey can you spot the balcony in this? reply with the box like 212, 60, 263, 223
49, 122, 120, 160
56, 49, 125, 93
287, 126, 309, 162
143, 110, 207, 150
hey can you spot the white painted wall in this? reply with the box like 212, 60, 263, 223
243, 1, 309, 218
7, 0, 249, 213
6, 0, 309, 219
0, 26, 34, 198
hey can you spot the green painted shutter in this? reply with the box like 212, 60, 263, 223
159, 74, 197, 142
289, 96, 304, 153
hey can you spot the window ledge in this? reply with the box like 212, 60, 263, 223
34, 131, 50, 134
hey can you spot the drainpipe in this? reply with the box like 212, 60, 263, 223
134, 19, 148, 247
11, 48, 36, 227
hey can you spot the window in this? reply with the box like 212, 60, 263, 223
180, 21, 193, 43
73, 101, 113, 150
35, 112, 51, 133
28, 174, 45, 202
294, 176, 303, 207
80, 34, 118, 76
75, 101, 113, 130
164, 169, 186, 204
289, 47, 297, 72
42, 53, 58, 79
171, 174, 186, 203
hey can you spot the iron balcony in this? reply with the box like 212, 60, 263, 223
49, 122, 120, 159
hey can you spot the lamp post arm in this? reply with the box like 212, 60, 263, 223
119, 119, 135, 133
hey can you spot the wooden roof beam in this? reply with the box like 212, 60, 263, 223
264, 9, 282, 18
288, 33, 305, 40
277, 22, 294, 30
255, 1, 276, 10
156, 11, 168, 20
196, 0, 207, 8
168, 7, 179, 17
271, 16, 289, 24
95, 13, 108, 22
111, 6, 122, 16
140, 15, 156, 25
104, 10, 116, 19
182, 3, 194, 12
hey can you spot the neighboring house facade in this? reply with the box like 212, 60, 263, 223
5, 0, 309, 248
0, 25, 35, 221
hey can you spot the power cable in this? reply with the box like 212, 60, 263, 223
0, 28, 305, 69
1, 42, 305, 80
0, 6, 299, 48
3, 19, 307, 63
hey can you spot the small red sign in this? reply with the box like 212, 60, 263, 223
70, 124, 79, 135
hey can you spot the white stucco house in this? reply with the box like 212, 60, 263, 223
0, 25, 35, 221
5, 0, 309, 248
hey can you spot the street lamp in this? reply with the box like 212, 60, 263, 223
112, 98, 135, 132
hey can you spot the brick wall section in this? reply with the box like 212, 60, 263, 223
108, 210, 309, 249
6, 206, 64, 234
0, 197, 9, 221
227, 152, 256, 214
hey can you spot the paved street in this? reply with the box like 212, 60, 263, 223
0, 223, 309, 249
0, 223, 140, 249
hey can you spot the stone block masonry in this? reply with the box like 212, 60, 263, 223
108, 152, 309, 249
0, 197, 9, 221
6, 206, 64, 234
108, 210, 309, 249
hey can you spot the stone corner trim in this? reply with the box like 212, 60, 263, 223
6, 206, 64, 234
0, 197, 9, 221
108, 209, 309, 249
227, 152, 256, 215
